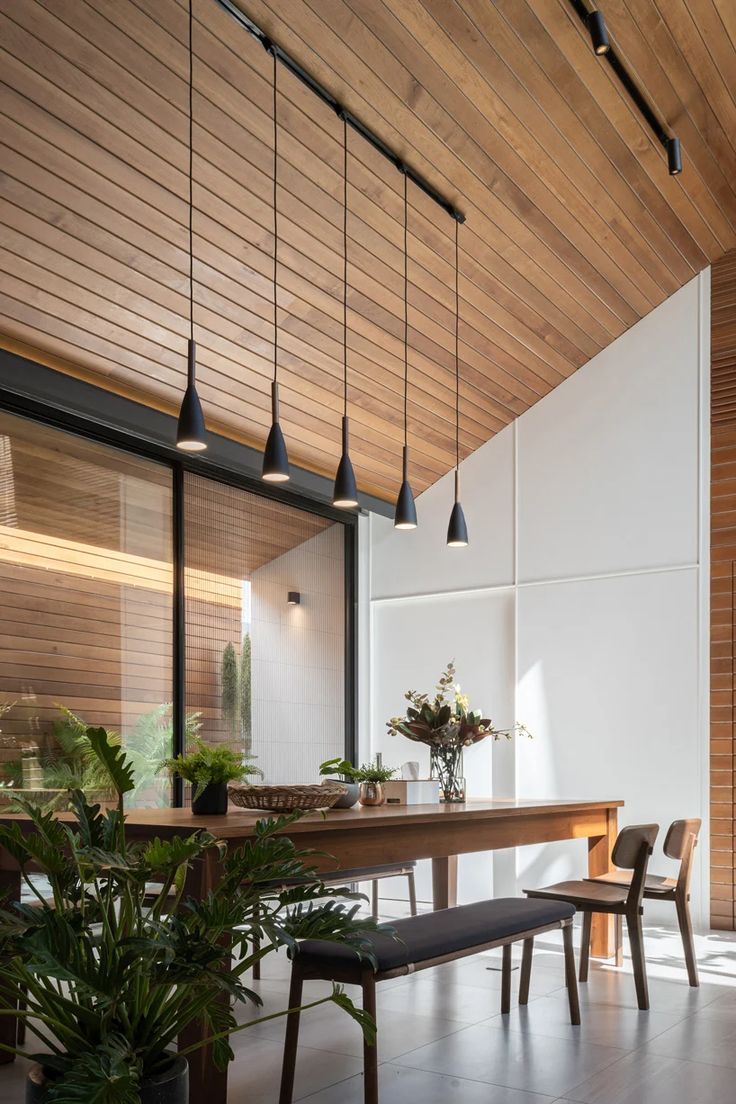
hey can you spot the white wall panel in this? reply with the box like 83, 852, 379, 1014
515, 568, 702, 923
371, 426, 514, 600
517, 277, 700, 583
371, 589, 515, 903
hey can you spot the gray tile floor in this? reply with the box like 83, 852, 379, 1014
2, 908, 735, 1103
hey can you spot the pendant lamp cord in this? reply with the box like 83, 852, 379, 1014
403, 169, 408, 453
343, 113, 348, 419
454, 217, 460, 473
272, 47, 278, 385
188, 0, 194, 363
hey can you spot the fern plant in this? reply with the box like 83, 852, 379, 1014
0, 728, 382, 1102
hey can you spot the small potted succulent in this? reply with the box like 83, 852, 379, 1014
353, 761, 397, 807
318, 757, 360, 808
161, 738, 261, 814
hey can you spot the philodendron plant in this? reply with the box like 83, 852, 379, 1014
0, 728, 382, 1103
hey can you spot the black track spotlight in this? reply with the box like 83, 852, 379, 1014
666, 137, 682, 176
176, 0, 207, 452
177, 338, 207, 451
587, 9, 610, 55
395, 446, 417, 529
447, 471, 469, 548
394, 168, 417, 530
333, 415, 358, 508
262, 45, 290, 482
262, 380, 289, 481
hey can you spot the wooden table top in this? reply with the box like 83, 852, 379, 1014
88, 797, 624, 839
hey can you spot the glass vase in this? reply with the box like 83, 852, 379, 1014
430, 746, 466, 803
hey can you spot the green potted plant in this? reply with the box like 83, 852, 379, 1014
0, 728, 381, 1103
318, 757, 360, 808
161, 738, 260, 814
353, 760, 397, 807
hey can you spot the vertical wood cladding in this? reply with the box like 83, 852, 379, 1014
711, 249, 736, 929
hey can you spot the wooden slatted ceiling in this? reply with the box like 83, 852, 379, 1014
1, 0, 735, 502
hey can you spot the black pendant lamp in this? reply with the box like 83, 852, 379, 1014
262, 46, 290, 482
447, 219, 468, 548
176, 0, 207, 452
332, 113, 358, 509
394, 169, 418, 530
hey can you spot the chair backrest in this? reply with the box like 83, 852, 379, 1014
612, 824, 659, 912
664, 818, 701, 899
663, 818, 701, 860
611, 824, 659, 869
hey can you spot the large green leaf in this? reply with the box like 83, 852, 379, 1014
85, 728, 135, 797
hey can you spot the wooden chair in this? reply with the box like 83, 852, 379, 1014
584, 818, 701, 987
279, 897, 580, 1104
524, 823, 659, 1010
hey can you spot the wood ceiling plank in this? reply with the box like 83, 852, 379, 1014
483, 0, 706, 277
381, 0, 666, 308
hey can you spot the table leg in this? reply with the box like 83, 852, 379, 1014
0, 868, 21, 1064
588, 808, 618, 959
179, 848, 229, 1104
431, 855, 458, 910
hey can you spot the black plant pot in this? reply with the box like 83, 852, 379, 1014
191, 780, 228, 814
27, 1054, 188, 1104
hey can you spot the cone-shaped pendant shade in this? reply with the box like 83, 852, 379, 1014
394, 445, 417, 529
262, 381, 290, 482
447, 470, 468, 547
176, 339, 207, 451
333, 415, 358, 508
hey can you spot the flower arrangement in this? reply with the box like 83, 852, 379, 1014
387, 661, 530, 802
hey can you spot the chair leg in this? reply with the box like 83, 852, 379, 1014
407, 870, 418, 917
501, 943, 512, 1014
675, 893, 699, 987
278, 966, 304, 1104
361, 969, 379, 1104
562, 921, 581, 1026
626, 911, 650, 1011
518, 937, 534, 1006
579, 911, 592, 983
614, 914, 624, 967
371, 879, 379, 921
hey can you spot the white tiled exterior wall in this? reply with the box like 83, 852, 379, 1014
250, 523, 345, 784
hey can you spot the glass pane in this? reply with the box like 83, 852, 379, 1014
184, 474, 346, 788
0, 412, 173, 809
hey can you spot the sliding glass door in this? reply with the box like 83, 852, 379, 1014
0, 408, 355, 808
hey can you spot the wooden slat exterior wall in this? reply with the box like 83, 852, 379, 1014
711, 247, 736, 929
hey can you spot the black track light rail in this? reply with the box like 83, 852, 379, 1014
213, 0, 465, 223
567, 0, 678, 160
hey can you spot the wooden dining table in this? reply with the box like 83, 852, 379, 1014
0, 796, 622, 1104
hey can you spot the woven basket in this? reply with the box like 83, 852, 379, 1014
228, 781, 346, 813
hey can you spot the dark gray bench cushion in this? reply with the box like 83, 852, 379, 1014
297, 897, 575, 974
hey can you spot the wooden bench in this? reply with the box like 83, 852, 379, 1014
279, 897, 579, 1104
